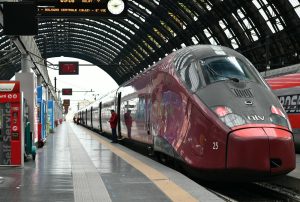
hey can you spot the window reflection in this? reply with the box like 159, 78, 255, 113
179, 62, 201, 92
201, 56, 255, 84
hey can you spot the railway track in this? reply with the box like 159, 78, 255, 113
200, 181, 300, 201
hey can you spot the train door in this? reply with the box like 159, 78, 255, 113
133, 96, 152, 144
138, 96, 149, 134
117, 92, 121, 138
145, 96, 151, 135
85, 109, 87, 125
79, 111, 81, 124
90, 106, 93, 128
99, 102, 102, 132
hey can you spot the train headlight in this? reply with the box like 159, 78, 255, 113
212, 106, 246, 128
271, 105, 286, 118
270, 105, 292, 130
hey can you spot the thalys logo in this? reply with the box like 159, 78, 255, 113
0, 83, 15, 92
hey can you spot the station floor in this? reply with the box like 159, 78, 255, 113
0, 122, 223, 202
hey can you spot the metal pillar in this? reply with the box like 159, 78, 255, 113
54, 77, 57, 93
21, 54, 31, 73
37, 75, 42, 86
15, 70, 38, 145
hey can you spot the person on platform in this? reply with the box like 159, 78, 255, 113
109, 109, 118, 143
124, 110, 133, 138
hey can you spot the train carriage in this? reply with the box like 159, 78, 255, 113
75, 45, 295, 181
266, 73, 300, 152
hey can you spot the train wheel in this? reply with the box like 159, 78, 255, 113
157, 153, 168, 164
147, 146, 154, 156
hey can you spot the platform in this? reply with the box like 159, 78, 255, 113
0, 122, 222, 202
270, 151, 300, 193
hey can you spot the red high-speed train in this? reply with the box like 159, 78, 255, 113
75, 45, 295, 181
267, 73, 300, 152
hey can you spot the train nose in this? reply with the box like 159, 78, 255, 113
227, 128, 295, 175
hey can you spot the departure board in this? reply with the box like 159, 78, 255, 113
37, 0, 127, 17
62, 88, 72, 95
59, 62, 79, 75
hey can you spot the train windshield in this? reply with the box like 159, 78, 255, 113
200, 56, 259, 84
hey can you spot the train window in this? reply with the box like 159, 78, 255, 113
189, 62, 200, 92
136, 97, 146, 121
121, 99, 136, 121
93, 109, 98, 119
174, 50, 194, 71
201, 56, 257, 84
179, 62, 201, 92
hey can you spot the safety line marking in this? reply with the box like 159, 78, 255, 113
68, 125, 112, 202
78, 127, 199, 202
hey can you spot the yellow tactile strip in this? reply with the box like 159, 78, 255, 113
86, 131, 199, 202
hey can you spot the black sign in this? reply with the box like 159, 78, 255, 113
278, 94, 300, 113
63, 99, 70, 106
37, 0, 128, 18
62, 88, 73, 95
3, 2, 38, 35
59, 62, 79, 75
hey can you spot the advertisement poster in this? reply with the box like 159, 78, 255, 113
34, 106, 38, 143
0, 103, 11, 165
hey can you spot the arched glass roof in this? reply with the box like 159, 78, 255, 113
0, 0, 300, 84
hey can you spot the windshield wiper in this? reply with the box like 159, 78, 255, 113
206, 64, 239, 82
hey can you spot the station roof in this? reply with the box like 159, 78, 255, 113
1, 0, 300, 85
